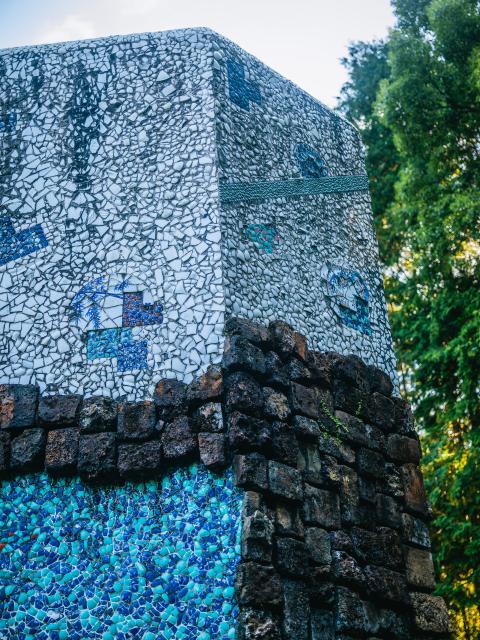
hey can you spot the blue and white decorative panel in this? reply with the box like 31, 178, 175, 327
0, 28, 397, 396
0, 466, 241, 640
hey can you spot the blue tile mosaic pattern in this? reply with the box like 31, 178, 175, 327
226, 59, 261, 111
0, 466, 241, 640
0, 112, 16, 133
244, 224, 279, 255
323, 266, 372, 336
295, 144, 328, 179
122, 293, 164, 328
73, 278, 163, 373
0, 216, 48, 267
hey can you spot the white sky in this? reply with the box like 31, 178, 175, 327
1, 0, 395, 107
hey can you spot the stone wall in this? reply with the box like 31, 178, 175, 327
0, 317, 450, 639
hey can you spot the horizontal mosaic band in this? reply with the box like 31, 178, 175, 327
219, 174, 369, 203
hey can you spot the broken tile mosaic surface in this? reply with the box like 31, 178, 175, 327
0, 465, 241, 640
0, 28, 397, 399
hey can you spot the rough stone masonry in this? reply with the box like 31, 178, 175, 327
0, 317, 451, 639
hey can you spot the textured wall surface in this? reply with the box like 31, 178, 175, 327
212, 35, 396, 386
0, 467, 241, 640
0, 29, 223, 400
0, 317, 451, 639
1, 28, 396, 400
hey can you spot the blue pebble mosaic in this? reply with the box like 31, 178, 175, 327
324, 266, 372, 336
0, 466, 241, 640
226, 59, 261, 111
295, 144, 328, 179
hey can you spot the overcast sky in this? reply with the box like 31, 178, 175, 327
1, 0, 395, 107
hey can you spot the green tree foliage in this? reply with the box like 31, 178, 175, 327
339, 1, 480, 637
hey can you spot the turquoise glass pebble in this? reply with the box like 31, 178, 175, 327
0, 465, 241, 639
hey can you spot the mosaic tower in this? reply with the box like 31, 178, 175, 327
0, 28, 396, 400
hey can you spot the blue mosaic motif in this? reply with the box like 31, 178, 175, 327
295, 143, 328, 178
122, 292, 164, 328
226, 59, 261, 111
0, 113, 16, 133
244, 224, 279, 254
325, 267, 371, 336
117, 339, 148, 372
0, 216, 48, 267
0, 466, 241, 640
71, 277, 129, 329
87, 328, 131, 360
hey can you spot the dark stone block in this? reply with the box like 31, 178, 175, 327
225, 316, 270, 347
364, 565, 408, 603
333, 379, 367, 416
269, 421, 299, 466
223, 335, 266, 374
303, 484, 341, 528
306, 351, 332, 388
268, 460, 303, 502
311, 609, 335, 640
263, 387, 290, 421
335, 411, 385, 452
293, 331, 308, 361
274, 538, 307, 577
364, 392, 395, 432
0, 384, 39, 430
154, 378, 187, 419
225, 372, 264, 414
198, 433, 226, 470
298, 443, 323, 486
392, 397, 416, 436
270, 320, 296, 360
329, 353, 370, 392
0, 431, 10, 474
338, 465, 360, 526
401, 463, 429, 516
309, 581, 336, 609
117, 401, 156, 441
234, 453, 268, 491
282, 579, 309, 640
264, 351, 291, 389
293, 415, 321, 442
235, 562, 283, 607
275, 503, 304, 538
38, 394, 82, 428
387, 434, 421, 464
335, 587, 380, 634
377, 609, 411, 640
161, 416, 197, 462
227, 411, 271, 453
410, 593, 451, 634
375, 493, 401, 528
366, 365, 393, 397
305, 527, 331, 565
350, 527, 403, 571
241, 509, 274, 563
381, 462, 404, 498
79, 397, 118, 433
332, 551, 366, 589
401, 513, 431, 549
193, 402, 224, 433
330, 531, 354, 554
357, 447, 385, 480
187, 365, 222, 405
45, 428, 79, 475
78, 432, 116, 481
358, 476, 377, 504
281, 357, 312, 384
318, 433, 355, 465
289, 382, 319, 419
11, 428, 46, 472
236, 609, 281, 640
117, 441, 162, 479
404, 546, 436, 589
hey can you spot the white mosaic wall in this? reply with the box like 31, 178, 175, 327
0, 28, 397, 399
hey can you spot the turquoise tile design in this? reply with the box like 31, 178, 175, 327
0, 466, 241, 640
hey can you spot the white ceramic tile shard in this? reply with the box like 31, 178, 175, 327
0, 28, 397, 399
